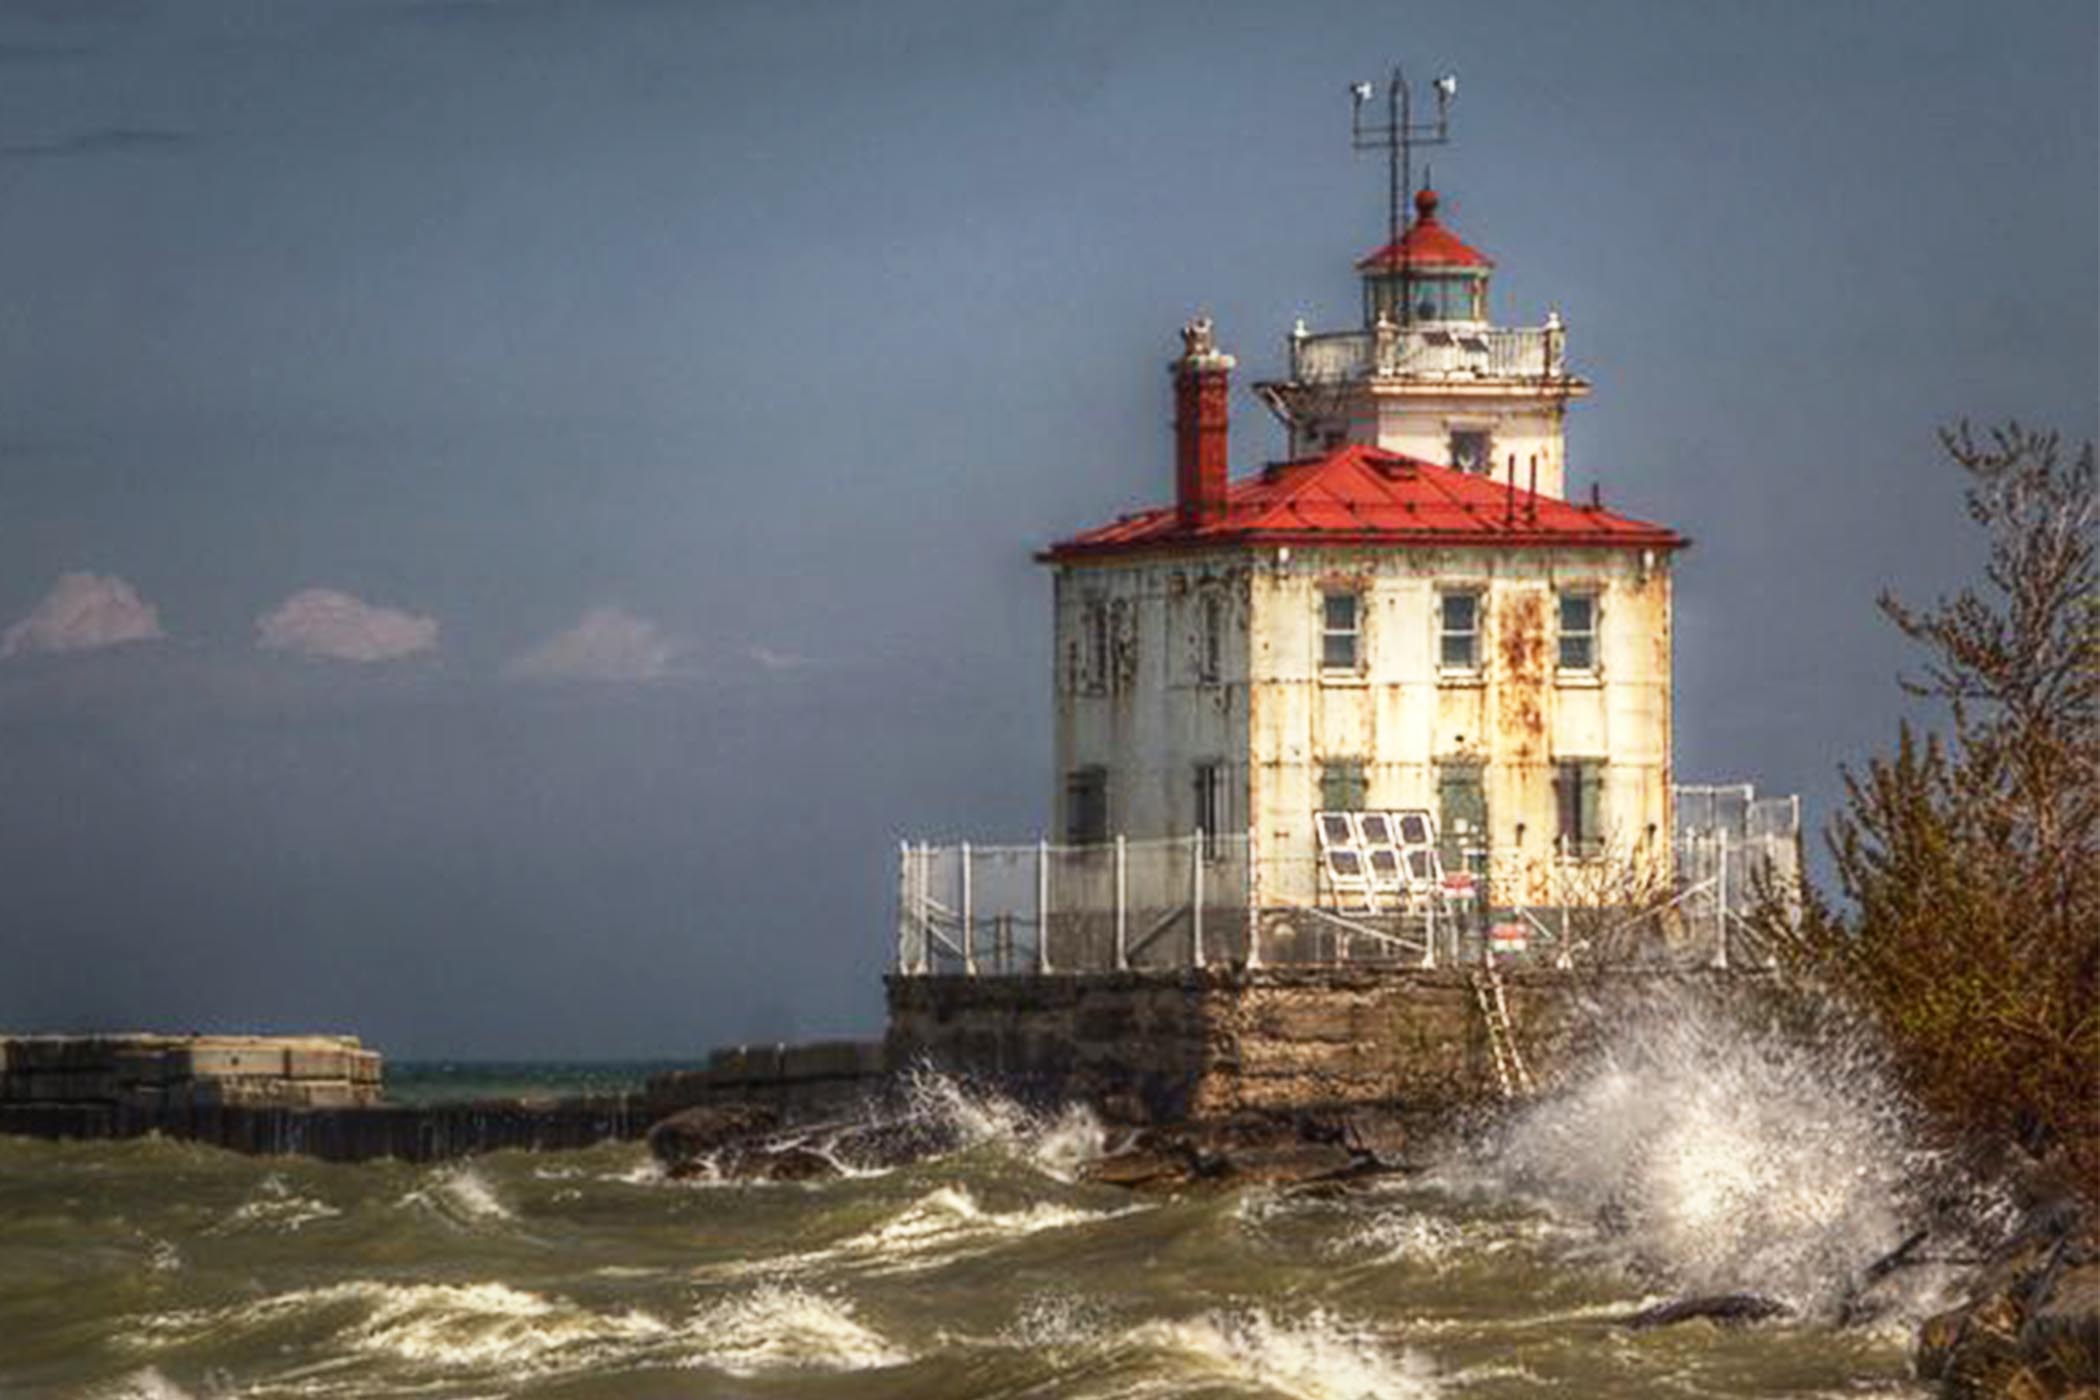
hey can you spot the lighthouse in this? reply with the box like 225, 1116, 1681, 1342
1040, 111, 1685, 912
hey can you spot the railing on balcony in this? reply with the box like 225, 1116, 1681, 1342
1287, 321, 1568, 385
893, 785, 1799, 978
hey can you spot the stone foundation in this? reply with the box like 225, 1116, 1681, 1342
885, 966, 1720, 1124
0, 1034, 383, 1111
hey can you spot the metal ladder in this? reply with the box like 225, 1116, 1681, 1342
1471, 963, 1536, 1099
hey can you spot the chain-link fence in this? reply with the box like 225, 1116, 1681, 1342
896, 784, 1801, 976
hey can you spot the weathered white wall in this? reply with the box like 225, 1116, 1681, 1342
1050, 556, 1252, 847
1050, 543, 1674, 910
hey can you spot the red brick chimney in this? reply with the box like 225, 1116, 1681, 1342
1173, 317, 1235, 529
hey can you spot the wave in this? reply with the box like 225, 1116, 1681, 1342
1483, 986, 1958, 1314
1130, 1309, 1439, 1400
680, 1283, 910, 1375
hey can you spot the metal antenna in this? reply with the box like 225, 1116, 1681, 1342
1350, 68, 1456, 325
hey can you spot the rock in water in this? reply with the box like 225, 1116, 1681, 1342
646, 1103, 781, 1178
1621, 1294, 1791, 1329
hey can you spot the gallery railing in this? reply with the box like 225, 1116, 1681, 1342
895, 786, 1799, 978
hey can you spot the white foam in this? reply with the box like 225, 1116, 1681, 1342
94, 1370, 200, 1400
217, 1173, 341, 1235
678, 1284, 910, 1375
397, 1164, 514, 1225
900, 1071, 1108, 1180
1129, 1308, 1440, 1400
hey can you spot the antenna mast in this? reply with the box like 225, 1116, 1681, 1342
1350, 67, 1456, 326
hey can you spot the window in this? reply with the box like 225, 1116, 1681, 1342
1080, 598, 1109, 694
1321, 590, 1361, 671
1436, 761, 1488, 874
1558, 591, 1598, 672
1449, 429, 1493, 476
1199, 594, 1224, 684
1193, 761, 1228, 857
1554, 760, 1607, 858
1439, 591, 1481, 670
1065, 767, 1108, 845
1319, 759, 1367, 813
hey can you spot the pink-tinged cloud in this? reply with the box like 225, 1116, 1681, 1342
507, 608, 680, 683
2, 572, 166, 657
256, 588, 438, 662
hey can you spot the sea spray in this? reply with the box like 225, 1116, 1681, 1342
1484, 983, 1947, 1313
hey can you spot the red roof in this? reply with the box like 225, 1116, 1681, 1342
1356, 189, 1493, 272
1040, 444, 1688, 561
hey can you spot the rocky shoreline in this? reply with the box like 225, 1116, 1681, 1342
646, 1082, 2099, 1396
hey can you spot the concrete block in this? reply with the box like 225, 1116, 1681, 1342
780, 1040, 882, 1082
284, 1047, 356, 1080
172, 1043, 288, 1079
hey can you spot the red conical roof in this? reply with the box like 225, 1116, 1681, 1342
1355, 189, 1493, 271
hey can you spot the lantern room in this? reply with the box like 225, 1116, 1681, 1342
1356, 188, 1492, 327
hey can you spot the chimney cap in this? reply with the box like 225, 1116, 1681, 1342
1175, 316, 1236, 372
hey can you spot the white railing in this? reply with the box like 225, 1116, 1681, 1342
894, 785, 1799, 978
1289, 323, 1567, 384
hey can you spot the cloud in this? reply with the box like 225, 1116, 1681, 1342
256, 588, 439, 663
507, 608, 681, 683
747, 645, 817, 672
3, 571, 165, 656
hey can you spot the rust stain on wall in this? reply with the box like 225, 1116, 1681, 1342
1495, 589, 1548, 760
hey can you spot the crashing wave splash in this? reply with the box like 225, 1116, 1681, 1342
1483, 986, 1956, 1314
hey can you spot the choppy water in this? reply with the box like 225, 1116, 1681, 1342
1, 999, 1970, 1399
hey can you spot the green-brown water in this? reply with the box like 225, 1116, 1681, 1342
0, 1094, 1939, 1398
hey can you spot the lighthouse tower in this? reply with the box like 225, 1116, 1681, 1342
1254, 185, 1588, 501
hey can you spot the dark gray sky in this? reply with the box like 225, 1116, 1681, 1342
1, 0, 2093, 1057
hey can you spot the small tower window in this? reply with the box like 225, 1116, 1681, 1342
1320, 590, 1361, 670
1449, 429, 1493, 475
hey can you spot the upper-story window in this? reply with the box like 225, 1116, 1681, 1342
1321, 591, 1361, 671
1079, 597, 1109, 695
1198, 593, 1224, 684
1439, 591, 1481, 671
1558, 591, 1598, 672
1449, 429, 1493, 476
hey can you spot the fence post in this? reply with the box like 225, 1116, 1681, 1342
1244, 824, 1261, 968
1714, 826, 1730, 971
1114, 834, 1129, 972
961, 840, 975, 977
1191, 830, 1205, 969
896, 840, 910, 973
1036, 837, 1051, 975
1423, 879, 1436, 969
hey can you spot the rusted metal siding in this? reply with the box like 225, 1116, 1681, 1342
1245, 545, 1673, 907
